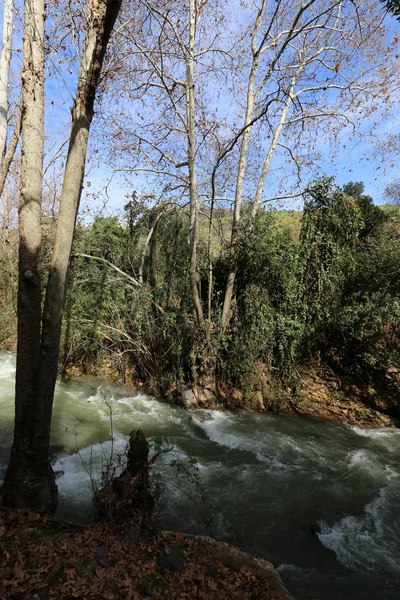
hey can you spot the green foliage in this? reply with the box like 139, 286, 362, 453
47, 176, 400, 400
0, 256, 15, 346
296, 177, 399, 387
63, 217, 129, 369
382, 0, 400, 20
299, 177, 362, 351
342, 182, 387, 240
221, 209, 304, 383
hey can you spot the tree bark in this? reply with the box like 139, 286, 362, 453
2, 0, 123, 514
0, 107, 22, 200
1, 183, 9, 232
220, 2, 265, 330
36, 0, 123, 506
0, 0, 13, 162
2, 0, 50, 512
138, 211, 162, 285
186, 0, 204, 328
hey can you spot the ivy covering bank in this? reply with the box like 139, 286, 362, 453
3, 178, 392, 412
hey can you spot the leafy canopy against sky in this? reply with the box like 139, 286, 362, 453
1, 0, 400, 217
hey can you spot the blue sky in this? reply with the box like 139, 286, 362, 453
1, 0, 400, 217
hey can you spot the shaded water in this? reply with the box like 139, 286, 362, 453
1, 353, 399, 599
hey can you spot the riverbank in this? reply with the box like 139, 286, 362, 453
1, 335, 397, 429
64, 358, 398, 429
0, 506, 292, 600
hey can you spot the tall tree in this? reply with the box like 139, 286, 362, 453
2, 0, 123, 514
217, 0, 396, 328
95, 0, 229, 328
101, 0, 397, 333
0, 0, 20, 205
0, 0, 13, 162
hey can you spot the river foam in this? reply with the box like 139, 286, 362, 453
318, 487, 400, 576
1, 355, 400, 599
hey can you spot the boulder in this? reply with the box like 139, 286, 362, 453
175, 386, 195, 409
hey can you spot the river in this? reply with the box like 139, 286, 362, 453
0, 353, 399, 599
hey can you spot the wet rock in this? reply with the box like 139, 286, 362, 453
176, 386, 194, 409
157, 545, 185, 573
193, 382, 219, 407
228, 388, 245, 408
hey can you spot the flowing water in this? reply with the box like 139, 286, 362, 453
0, 353, 399, 599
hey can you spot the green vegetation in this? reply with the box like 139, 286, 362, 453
48, 178, 398, 404
1, 178, 398, 406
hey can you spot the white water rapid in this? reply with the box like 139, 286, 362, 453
1, 353, 399, 599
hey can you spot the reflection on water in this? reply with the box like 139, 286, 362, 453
1, 353, 399, 599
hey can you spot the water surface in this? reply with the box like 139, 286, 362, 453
1, 353, 399, 599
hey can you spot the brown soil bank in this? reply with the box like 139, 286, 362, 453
0, 508, 292, 600
65, 358, 399, 429
190, 372, 398, 429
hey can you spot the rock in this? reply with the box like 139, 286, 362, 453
94, 429, 154, 520
162, 532, 294, 599
231, 389, 244, 406
157, 545, 185, 573
254, 390, 265, 410
193, 384, 218, 407
176, 386, 194, 409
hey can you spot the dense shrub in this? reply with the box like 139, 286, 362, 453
54, 179, 399, 396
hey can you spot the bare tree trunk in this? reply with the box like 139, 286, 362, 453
251, 73, 298, 218
35, 0, 122, 506
186, 0, 204, 328
220, 0, 317, 330
220, 2, 265, 330
2, 0, 122, 514
138, 211, 162, 285
0, 0, 13, 162
2, 0, 50, 511
207, 205, 213, 322
0, 107, 22, 199
1, 183, 9, 232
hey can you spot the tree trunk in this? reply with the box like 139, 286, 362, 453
1, 183, 9, 232
2, 0, 51, 512
186, 0, 204, 328
0, 0, 13, 162
220, 63, 257, 330
251, 73, 298, 218
0, 107, 22, 199
2, 0, 122, 514
220, 1, 266, 331
139, 211, 162, 285
35, 0, 122, 508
